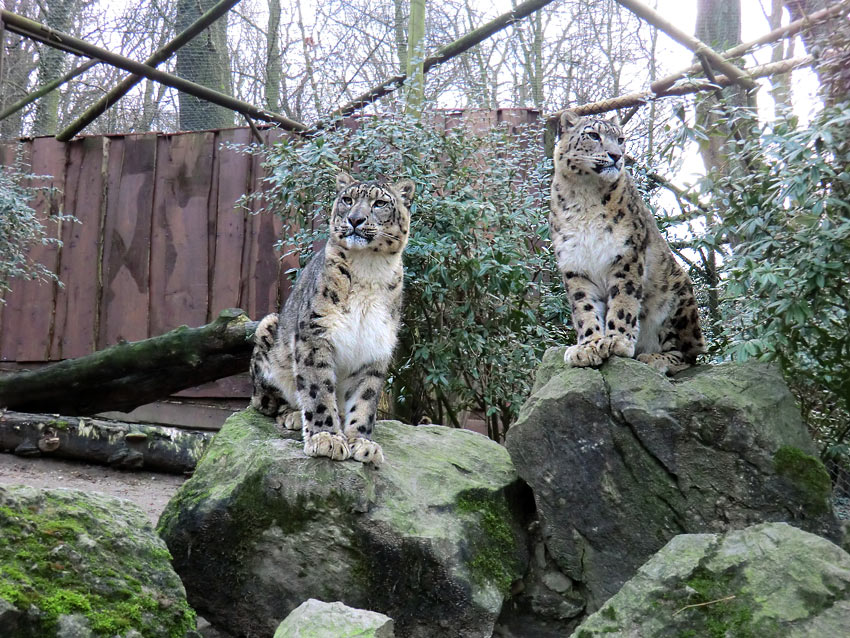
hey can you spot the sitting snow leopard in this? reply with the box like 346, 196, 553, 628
250, 172, 415, 466
550, 110, 705, 374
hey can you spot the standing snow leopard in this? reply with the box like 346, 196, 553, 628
550, 110, 705, 374
250, 172, 415, 466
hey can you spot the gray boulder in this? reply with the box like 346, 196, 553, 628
158, 410, 529, 638
274, 599, 393, 638
505, 350, 840, 613
0, 485, 196, 638
572, 522, 850, 637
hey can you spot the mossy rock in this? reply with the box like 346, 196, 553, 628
505, 352, 841, 614
572, 522, 850, 637
158, 410, 529, 638
274, 599, 394, 638
0, 485, 196, 638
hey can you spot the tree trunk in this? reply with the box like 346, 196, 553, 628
175, 0, 233, 131
265, 0, 282, 113
694, 0, 747, 329
0, 309, 258, 417
31, 0, 76, 135
0, 410, 213, 473
405, 0, 427, 115
784, 0, 850, 104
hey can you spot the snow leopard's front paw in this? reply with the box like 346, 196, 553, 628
564, 341, 604, 367
303, 431, 350, 461
599, 334, 636, 359
349, 438, 384, 467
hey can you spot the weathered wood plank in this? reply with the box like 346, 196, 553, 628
209, 127, 252, 318
0, 142, 20, 351
98, 134, 157, 348
50, 136, 108, 359
149, 132, 215, 336
1, 138, 65, 362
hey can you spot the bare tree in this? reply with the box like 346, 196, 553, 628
175, 0, 233, 130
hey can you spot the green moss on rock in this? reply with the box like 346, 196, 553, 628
0, 486, 195, 638
158, 410, 527, 638
773, 446, 832, 515
456, 491, 521, 594
572, 523, 850, 638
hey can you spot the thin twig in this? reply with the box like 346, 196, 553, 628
673, 595, 737, 616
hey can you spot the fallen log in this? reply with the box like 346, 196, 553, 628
0, 308, 258, 416
0, 410, 213, 473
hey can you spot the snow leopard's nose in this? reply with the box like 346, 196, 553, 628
348, 210, 367, 228
608, 152, 622, 164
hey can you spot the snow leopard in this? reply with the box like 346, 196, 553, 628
250, 172, 415, 466
550, 110, 705, 374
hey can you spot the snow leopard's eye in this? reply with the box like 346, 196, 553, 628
586, 131, 601, 142
341, 196, 353, 206
373, 199, 389, 209
617, 137, 625, 145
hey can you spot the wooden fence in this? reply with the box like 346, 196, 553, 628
0, 109, 540, 426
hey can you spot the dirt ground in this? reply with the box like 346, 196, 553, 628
0, 452, 186, 524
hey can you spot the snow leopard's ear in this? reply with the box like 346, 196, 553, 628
559, 110, 582, 135
336, 171, 356, 193
607, 112, 621, 126
393, 179, 415, 208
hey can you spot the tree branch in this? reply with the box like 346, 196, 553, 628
548, 55, 813, 121
651, 0, 849, 93
0, 59, 98, 123
0, 9, 308, 133
0, 309, 258, 416
316, 0, 559, 130
614, 0, 756, 89
56, 0, 245, 141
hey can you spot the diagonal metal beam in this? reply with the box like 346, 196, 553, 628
0, 9, 308, 134
57, 0, 244, 141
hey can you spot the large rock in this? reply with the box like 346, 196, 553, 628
505, 350, 840, 613
158, 410, 529, 638
274, 599, 393, 638
572, 522, 850, 637
0, 485, 196, 638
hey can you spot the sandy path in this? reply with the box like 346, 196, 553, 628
0, 452, 186, 524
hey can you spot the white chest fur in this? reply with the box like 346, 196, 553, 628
328, 255, 400, 376
552, 213, 623, 290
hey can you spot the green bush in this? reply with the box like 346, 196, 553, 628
707, 103, 850, 460
256, 112, 571, 439
0, 156, 62, 301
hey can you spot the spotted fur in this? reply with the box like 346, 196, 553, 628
550, 111, 705, 374
250, 172, 415, 465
